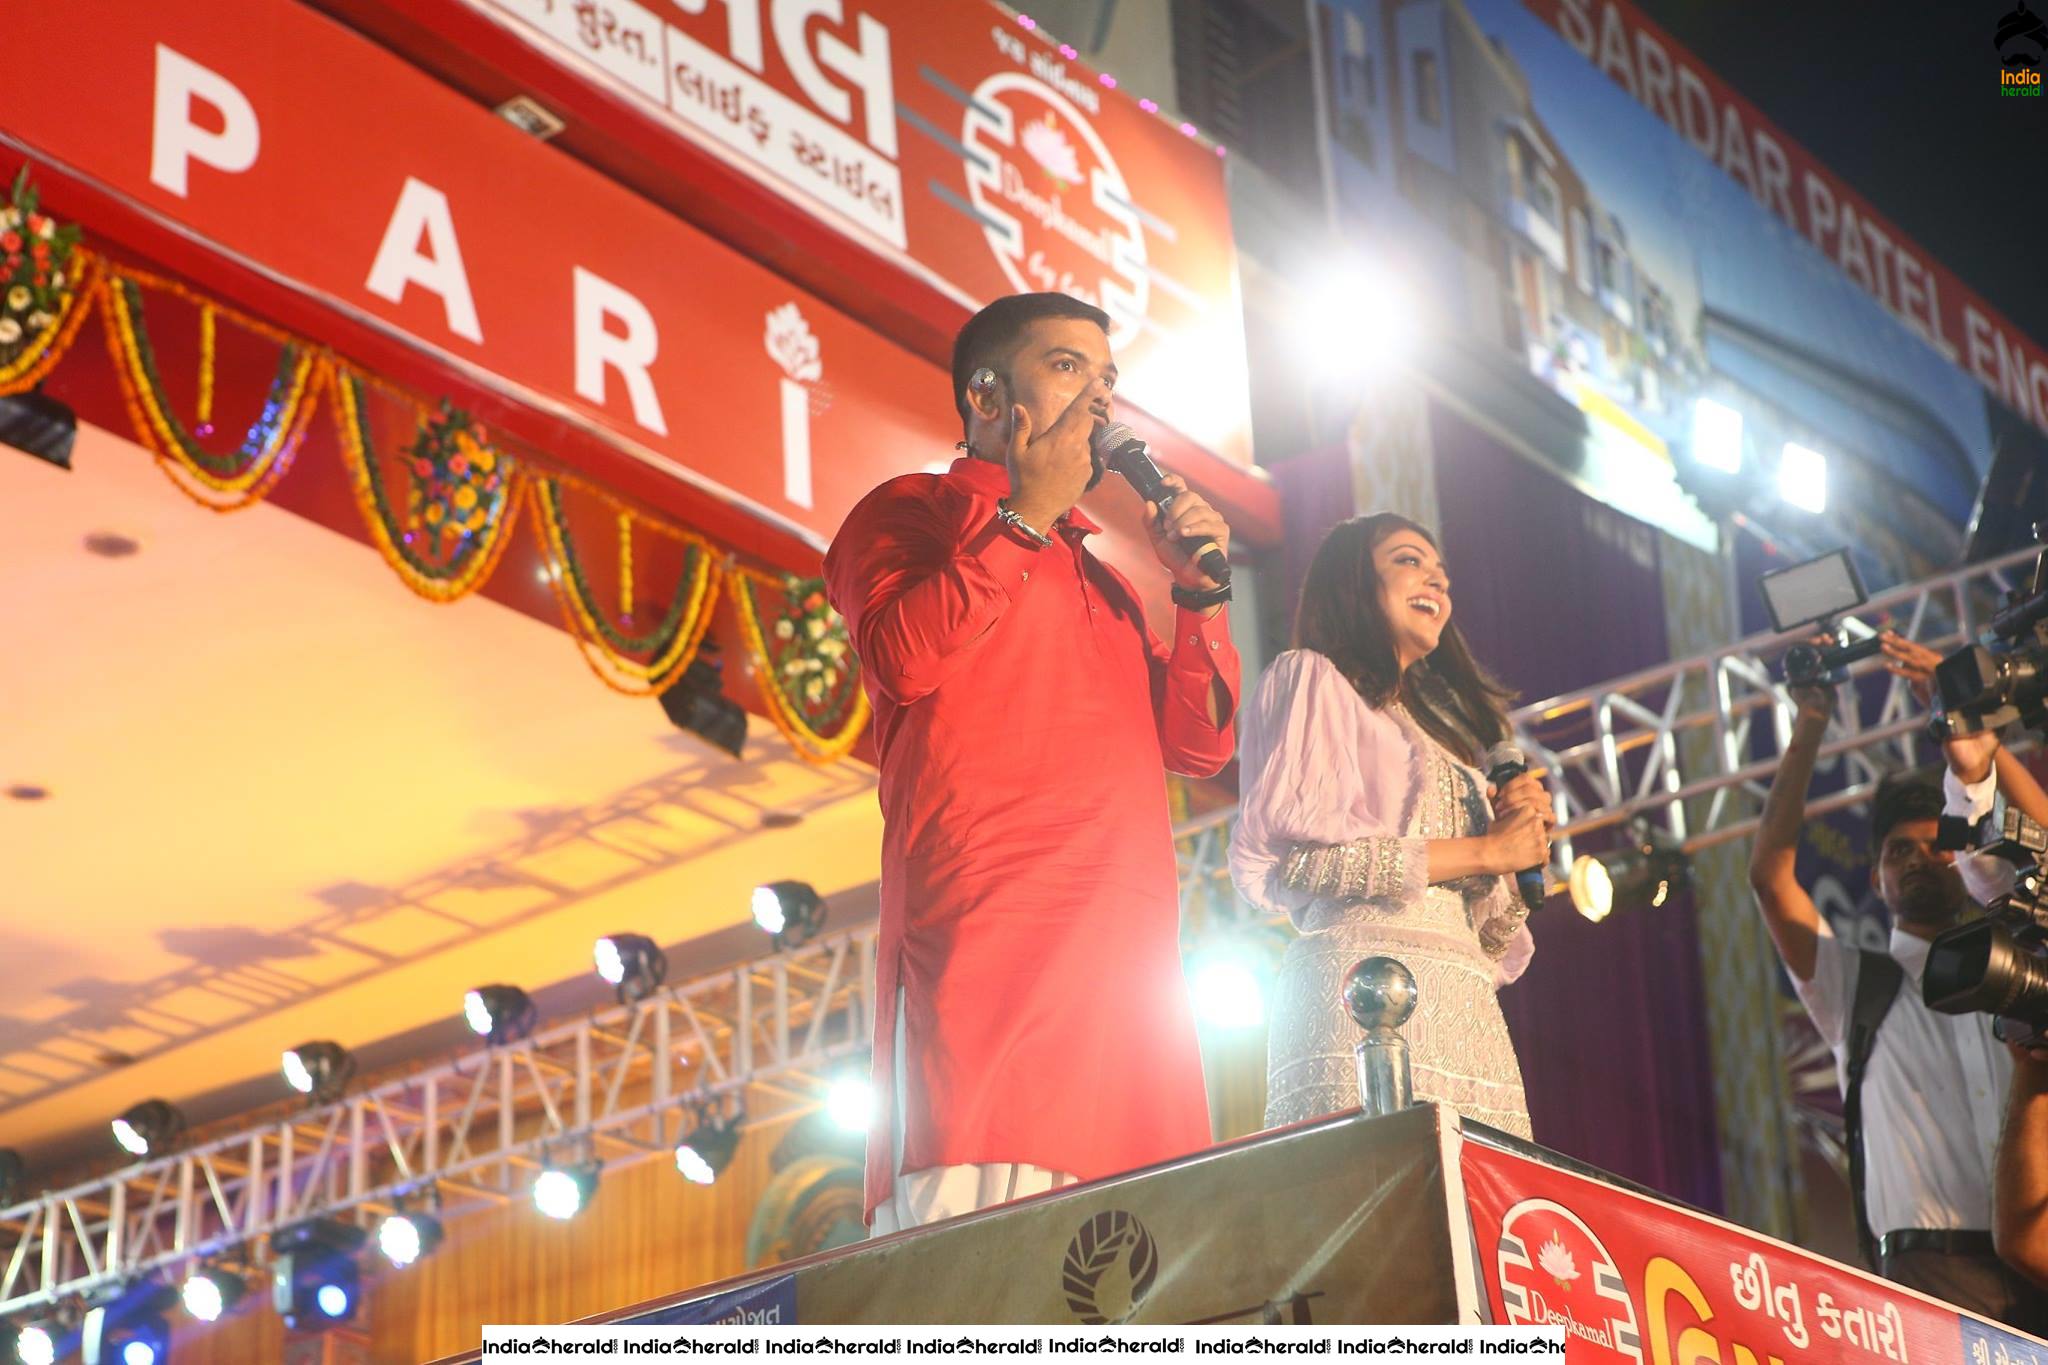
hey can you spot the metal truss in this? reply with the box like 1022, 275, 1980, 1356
0, 927, 876, 1316
0, 751, 873, 1116
1516, 545, 2043, 870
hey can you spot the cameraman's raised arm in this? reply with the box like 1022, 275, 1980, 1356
1748, 681, 1834, 983
1996, 1047, 2048, 1290
1881, 633, 2048, 904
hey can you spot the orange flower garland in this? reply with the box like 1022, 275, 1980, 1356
0, 249, 100, 396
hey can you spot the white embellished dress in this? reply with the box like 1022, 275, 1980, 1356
1230, 649, 1536, 1138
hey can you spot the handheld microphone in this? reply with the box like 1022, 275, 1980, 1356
1092, 422, 1232, 588
1483, 742, 1548, 912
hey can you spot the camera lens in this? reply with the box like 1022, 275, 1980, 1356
1926, 919, 2048, 1025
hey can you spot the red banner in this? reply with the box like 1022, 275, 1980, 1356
1522, 0, 2048, 444
0, 0, 1225, 573
1462, 1139, 2044, 1365
467, 0, 1252, 468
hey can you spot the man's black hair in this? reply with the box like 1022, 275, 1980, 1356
951, 293, 1110, 439
1870, 772, 1945, 854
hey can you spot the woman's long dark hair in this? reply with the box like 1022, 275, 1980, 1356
1292, 513, 1515, 765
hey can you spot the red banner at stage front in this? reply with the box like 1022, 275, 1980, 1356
1462, 1138, 2045, 1364
0, 0, 1245, 561
463, 0, 1252, 469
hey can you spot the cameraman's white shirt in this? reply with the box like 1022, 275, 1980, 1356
1794, 922, 2010, 1238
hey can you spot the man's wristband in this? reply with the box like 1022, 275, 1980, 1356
995, 500, 1054, 549
1172, 581, 1233, 610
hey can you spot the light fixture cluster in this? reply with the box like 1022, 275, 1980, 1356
1685, 396, 1831, 515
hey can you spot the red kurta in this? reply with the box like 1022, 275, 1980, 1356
824, 455, 1240, 1222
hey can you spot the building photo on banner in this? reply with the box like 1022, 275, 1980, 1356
5, 0, 2048, 1358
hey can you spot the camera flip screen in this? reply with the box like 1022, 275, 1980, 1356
1760, 548, 1866, 633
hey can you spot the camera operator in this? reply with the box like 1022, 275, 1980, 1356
1749, 632, 2046, 1328
1998, 1044, 2048, 1291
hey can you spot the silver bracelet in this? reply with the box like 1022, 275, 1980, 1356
995, 500, 1054, 549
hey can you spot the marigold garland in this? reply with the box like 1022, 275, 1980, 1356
0, 206, 870, 754
104, 272, 318, 510
331, 367, 525, 602
532, 476, 721, 695
731, 568, 870, 763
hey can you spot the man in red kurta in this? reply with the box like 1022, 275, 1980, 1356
824, 293, 1241, 1232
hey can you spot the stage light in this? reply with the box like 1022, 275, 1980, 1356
82, 1282, 176, 1365
0, 389, 77, 471
271, 1218, 366, 1332
1779, 442, 1827, 513
751, 880, 826, 949
375, 1210, 444, 1269
657, 644, 748, 758
463, 985, 536, 1045
593, 933, 667, 1005
1568, 831, 1690, 923
111, 1100, 183, 1159
826, 1078, 873, 1134
1690, 398, 1743, 473
674, 1108, 741, 1186
1188, 956, 1266, 1030
180, 1266, 247, 1323
281, 1041, 354, 1102
1299, 264, 1413, 379
0, 1147, 23, 1204
533, 1161, 600, 1220
14, 1324, 56, 1365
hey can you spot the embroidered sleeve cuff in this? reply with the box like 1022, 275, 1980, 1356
1944, 763, 1997, 822
1280, 836, 1429, 908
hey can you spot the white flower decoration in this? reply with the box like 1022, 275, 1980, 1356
0, 208, 18, 230
26, 312, 50, 332
806, 616, 827, 640
1021, 115, 1083, 184
1537, 1235, 1579, 1287
764, 303, 823, 383
0, 318, 20, 345
35, 219, 53, 239
5, 285, 29, 312
774, 618, 796, 640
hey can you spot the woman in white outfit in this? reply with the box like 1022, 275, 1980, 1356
1231, 514, 1553, 1137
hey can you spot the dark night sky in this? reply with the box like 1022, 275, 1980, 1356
1631, 0, 2048, 349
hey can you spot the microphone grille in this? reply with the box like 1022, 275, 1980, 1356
1091, 421, 1139, 459
1483, 742, 1527, 772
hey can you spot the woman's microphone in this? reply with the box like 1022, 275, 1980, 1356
1483, 742, 1549, 911
1091, 423, 1232, 588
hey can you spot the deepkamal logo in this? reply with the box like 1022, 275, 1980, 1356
1997, 1, 2046, 94
1496, 1199, 1643, 1363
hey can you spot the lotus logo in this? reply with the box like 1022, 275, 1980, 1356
1061, 1210, 1159, 1324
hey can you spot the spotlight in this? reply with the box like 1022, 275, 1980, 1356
111, 1100, 184, 1159
1690, 397, 1743, 474
463, 985, 536, 1045
750, 880, 826, 949
0, 1147, 24, 1204
14, 1323, 57, 1365
180, 1266, 248, 1323
270, 1218, 366, 1331
593, 933, 667, 1005
1187, 955, 1266, 1030
1779, 441, 1828, 513
0, 388, 78, 471
281, 1041, 354, 1102
375, 1210, 444, 1269
1568, 829, 1690, 923
825, 1077, 873, 1134
657, 642, 748, 758
532, 1161, 600, 1220
82, 1283, 176, 1365
1297, 263, 1414, 379
673, 1106, 741, 1186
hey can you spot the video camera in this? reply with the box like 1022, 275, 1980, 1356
1922, 527, 2048, 1042
1759, 549, 1885, 687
